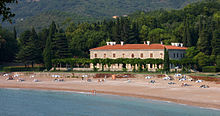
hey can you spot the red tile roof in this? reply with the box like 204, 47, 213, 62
90, 44, 187, 50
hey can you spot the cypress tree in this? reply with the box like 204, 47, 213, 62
43, 21, 57, 71
43, 35, 52, 71
13, 27, 17, 40
212, 28, 220, 56
163, 48, 170, 73
183, 19, 192, 47
216, 55, 220, 71
197, 23, 211, 55
183, 19, 187, 46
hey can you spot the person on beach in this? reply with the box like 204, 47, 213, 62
91, 89, 96, 95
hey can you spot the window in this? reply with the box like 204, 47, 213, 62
122, 53, 125, 58
150, 64, 153, 68
140, 53, 143, 58
177, 53, 179, 58
160, 53, 163, 58
173, 53, 175, 58
104, 54, 106, 58
94, 54, 97, 58
113, 54, 116, 58
131, 54, 134, 58
150, 53, 153, 58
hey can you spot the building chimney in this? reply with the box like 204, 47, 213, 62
147, 41, 150, 45
121, 41, 124, 46
144, 41, 146, 44
106, 42, 110, 45
161, 41, 163, 45
180, 43, 183, 47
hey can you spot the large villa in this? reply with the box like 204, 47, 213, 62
90, 41, 187, 71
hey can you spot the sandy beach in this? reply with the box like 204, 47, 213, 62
1, 72, 220, 110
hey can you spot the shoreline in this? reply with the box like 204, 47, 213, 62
1, 85, 220, 110
1, 72, 220, 110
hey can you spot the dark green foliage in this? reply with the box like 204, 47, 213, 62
1, 0, 220, 73
4, 0, 198, 33
202, 66, 217, 72
3, 66, 45, 72
197, 16, 212, 55
182, 19, 192, 47
216, 55, 220, 71
164, 48, 170, 73
43, 21, 58, 71
212, 28, 220, 55
43, 36, 52, 71
53, 33, 72, 59
0, 26, 18, 63
17, 28, 42, 67
52, 58, 163, 72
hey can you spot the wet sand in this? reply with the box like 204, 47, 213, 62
1, 73, 220, 110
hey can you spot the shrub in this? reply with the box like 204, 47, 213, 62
3, 66, 46, 72
202, 66, 217, 72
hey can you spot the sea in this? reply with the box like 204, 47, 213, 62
0, 88, 220, 116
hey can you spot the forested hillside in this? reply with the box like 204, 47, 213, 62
3, 0, 198, 33
0, 0, 220, 72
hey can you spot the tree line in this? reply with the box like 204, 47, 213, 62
0, 0, 220, 72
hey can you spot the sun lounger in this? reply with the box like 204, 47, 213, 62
200, 85, 209, 88
168, 82, 176, 85
6, 77, 13, 80
52, 75, 61, 78
145, 76, 152, 79
181, 83, 191, 87
179, 78, 186, 81
3, 74, 9, 76
195, 80, 203, 83
150, 80, 155, 83
13, 74, 19, 77
163, 77, 170, 80
17, 78, 25, 82
87, 79, 92, 82
33, 79, 39, 82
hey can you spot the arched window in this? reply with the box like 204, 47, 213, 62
122, 53, 125, 58
131, 54, 134, 58
113, 53, 116, 58
94, 54, 97, 58
104, 54, 106, 58
150, 53, 153, 58
140, 53, 143, 58
173, 53, 175, 58
177, 53, 179, 58
160, 53, 163, 58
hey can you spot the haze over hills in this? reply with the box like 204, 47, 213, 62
4, 0, 199, 33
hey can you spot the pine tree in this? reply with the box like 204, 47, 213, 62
53, 33, 72, 59
163, 48, 170, 73
30, 28, 42, 65
17, 28, 41, 67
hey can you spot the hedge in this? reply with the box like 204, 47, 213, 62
202, 66, 217, 72
3, 66, 46, 72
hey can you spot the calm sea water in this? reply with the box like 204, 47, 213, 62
0, 88, 220, 116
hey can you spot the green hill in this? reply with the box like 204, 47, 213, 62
3, 0, 199, 33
